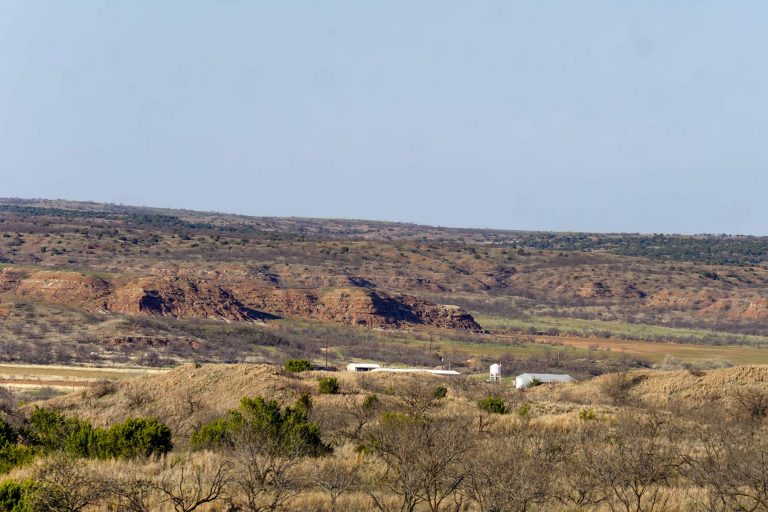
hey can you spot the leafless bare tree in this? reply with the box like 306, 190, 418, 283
584, 412, 679, 512
310, 449, 361, 512
155, 454, 231, 512
464, 425, 565, 512
366, 415, 473, 512
226, 425, 305, 512
32, 453, 109, 512
684, 404, 768, 511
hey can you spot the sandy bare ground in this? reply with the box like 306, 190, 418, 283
0, 363, 169, 392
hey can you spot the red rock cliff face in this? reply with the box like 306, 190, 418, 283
107, 277, 261, 321
238, 286, 482, 331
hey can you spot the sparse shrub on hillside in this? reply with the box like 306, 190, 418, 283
601, 372, 645, 405
284, 359, 312, 373
582, 412, 678, 512
318, 377, 339, 395
296, 392, 313, 412
516, 402, 531, 418
733, 387, 768, 423
477, 396, 507, 415
433, 385, 448, 399
363, 394, 379, 410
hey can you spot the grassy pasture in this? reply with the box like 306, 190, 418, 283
535, 335, 768, 365
478, 314, 768, 345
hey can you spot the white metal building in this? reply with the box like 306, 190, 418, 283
371, 368, 460, 376
515, 373, 574, 389
346, 363, 382, 372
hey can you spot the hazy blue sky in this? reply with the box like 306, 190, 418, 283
1, 2, 766, 234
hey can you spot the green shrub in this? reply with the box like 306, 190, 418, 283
433, 386, 448, 399
477, 396, 507, 415
527, 377, 543, 388
0, 479, 36, 512
21, 409, 172, 461
318, 377, 339, 395
284, 359, 312, 373
579, 409, 596, 421
0, 445, 37, 475
190, 418, 232, 451
296, 392, 313, 411
517, 403, 531, 418
25, 408, 82, 451
363, 394, 379, 410
96, 417, 173, 459
191, 395, 330, 456
0, 418, 17, 447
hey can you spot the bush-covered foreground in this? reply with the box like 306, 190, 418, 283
4, 368, 768, 511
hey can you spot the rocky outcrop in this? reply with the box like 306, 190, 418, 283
107, 277, 266, 322
576, 281, 613, 299
646, 290, 718, 310
645, 289, 768, 320
103, 336, 206, 350
702, 297, 768, 320
0, 268, 27, 292
620, 284, 647, 299
15, 271, 112, 307
238, 286, 482, 331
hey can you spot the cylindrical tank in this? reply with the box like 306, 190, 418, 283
490, 363, 501, 378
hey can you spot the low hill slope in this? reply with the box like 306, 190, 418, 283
43, 363, 768, 442
48, 364, 311, 436
526, 364, 768, 407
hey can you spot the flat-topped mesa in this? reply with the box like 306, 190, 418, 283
106, 277, 264, 322
237, 286, 483, 331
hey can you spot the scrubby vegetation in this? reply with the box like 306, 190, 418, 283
1, 364, 767, 511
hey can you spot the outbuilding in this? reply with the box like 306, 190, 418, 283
370, 368, 460, 376
346, 363, 382, 372
515, 373, 574, 389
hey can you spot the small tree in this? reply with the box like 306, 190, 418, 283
318, 378, 340, 395
310, 448, 360, 512
284, 359, 312, 373
477, 396, 507, 415
600, 372, 642, 405
155, 455, 231, 512
32, 453, 108, 512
